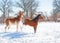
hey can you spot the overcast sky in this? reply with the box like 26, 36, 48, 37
37, 0, 53, 16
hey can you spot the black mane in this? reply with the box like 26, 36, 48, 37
31, 14, 41, 21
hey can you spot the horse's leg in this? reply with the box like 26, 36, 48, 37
5, 25, 7, 32
5, 21, 9, 32
5, 25, 9, 32
34, 26, 37, 33
8, 25, 10, 29
20, 26, 23, 32
16, 23, 18, 32
34, 27, 36, 33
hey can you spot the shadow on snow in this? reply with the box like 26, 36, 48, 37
1, 32, 27, 39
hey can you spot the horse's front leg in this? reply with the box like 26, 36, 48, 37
16, 23, 18, 32
34, 26, 37, 33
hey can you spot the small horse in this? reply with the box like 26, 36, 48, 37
23, 14, 43, 33
5, 11, 23, 32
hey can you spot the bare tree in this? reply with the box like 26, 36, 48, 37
0, 0, 13, 23
15, 0, 38, 18
29, 0, 38, 19
53, 0, 60, 21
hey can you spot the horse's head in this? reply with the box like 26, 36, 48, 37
37, 14, 43, 21
17, 11, 24, 21
18, 11, 24, 17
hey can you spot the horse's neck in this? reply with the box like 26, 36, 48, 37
32, 16, 38, 21
17, 15, 22, 21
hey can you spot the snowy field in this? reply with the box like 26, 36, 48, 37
0, 22, 60, 43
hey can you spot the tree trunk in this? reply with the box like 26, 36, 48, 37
30, 12, 33, 19
26, 10, 28, 17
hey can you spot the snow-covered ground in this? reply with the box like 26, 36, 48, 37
0, 22, 60, 43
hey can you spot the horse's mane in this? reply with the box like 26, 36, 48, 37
31, 14, 41, 21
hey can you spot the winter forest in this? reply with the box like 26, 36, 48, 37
0, 0, 60, 23
0, 0, 60, 43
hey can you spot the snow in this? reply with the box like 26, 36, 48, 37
0, 22, 60, 43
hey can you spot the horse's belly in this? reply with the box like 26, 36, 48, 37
9, 21, 17, 25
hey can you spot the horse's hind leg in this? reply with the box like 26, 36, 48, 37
34, 27, 36, 33
5, 26, 7, 32
5, 24, 9, 32
5, 25, 8, 32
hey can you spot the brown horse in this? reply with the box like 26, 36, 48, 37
23, 14, 43, 33
5, 11, 23, 32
